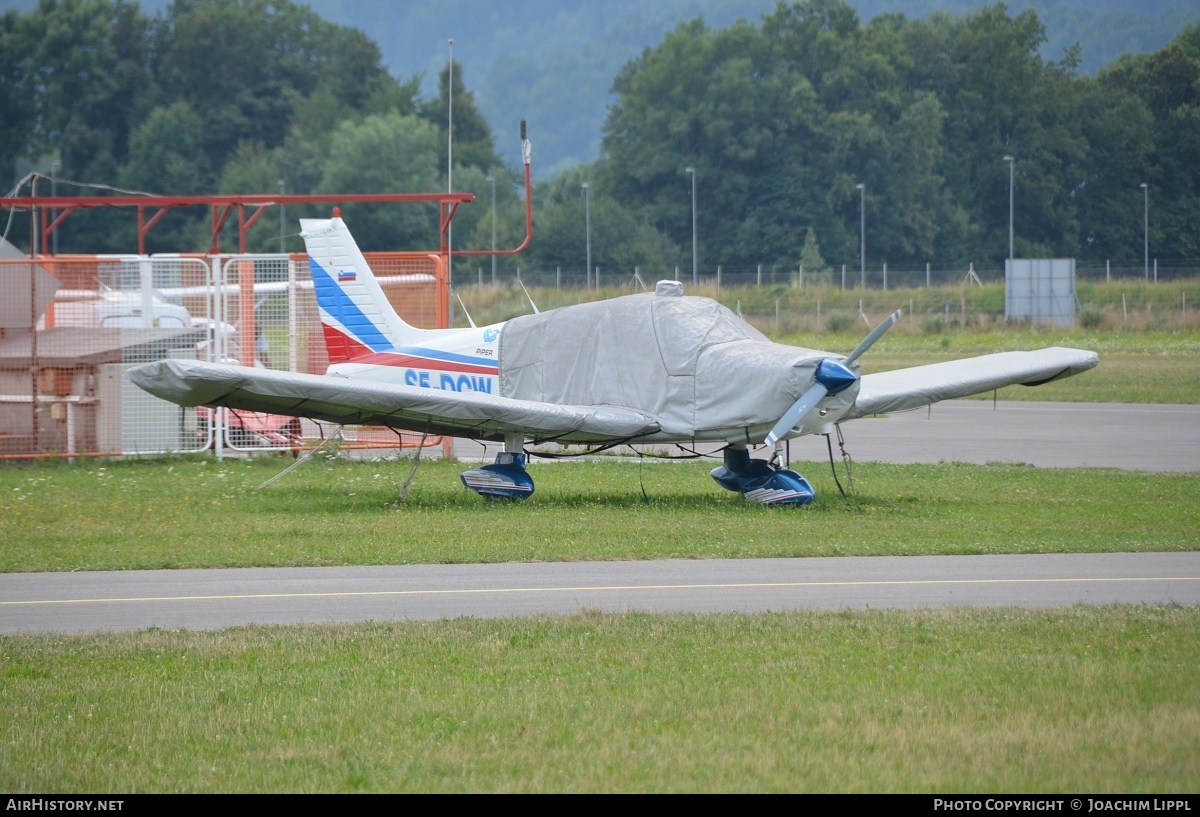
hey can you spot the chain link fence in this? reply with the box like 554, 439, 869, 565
0, 251, 448, 460
467, 260, 1199, 293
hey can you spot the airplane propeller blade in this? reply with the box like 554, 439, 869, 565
765, 309, 902, 446
764, 382, 829, 446
843, 308, 901, 366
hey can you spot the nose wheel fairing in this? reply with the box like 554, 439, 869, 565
709, 448, 814, 506
460, 452, 535, 500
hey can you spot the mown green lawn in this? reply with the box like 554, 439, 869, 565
3, 607, 1197, 793
1, 457, 1196, 572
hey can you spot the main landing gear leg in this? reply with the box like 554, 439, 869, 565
460, 431, 535, 501
709, 446, 814, 506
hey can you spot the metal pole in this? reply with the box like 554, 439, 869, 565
582, 182, 591, 290
278, 179, 285, 253
30, 175, 37, 254
686, 167, 697, 286
1004, 155, 1015, 261
447, 38, 454, 289
1141, 183, 1149, 281
29, 175, 37, 452
487, 175, 496, 285
50, 159, 59, 255
861, 185, 866, 289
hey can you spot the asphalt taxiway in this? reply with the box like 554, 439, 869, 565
2, 552, 1198, 634
3, 401, 1196, 634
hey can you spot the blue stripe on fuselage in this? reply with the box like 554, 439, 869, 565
397, 346, 499, 370
309, 256, 394, 352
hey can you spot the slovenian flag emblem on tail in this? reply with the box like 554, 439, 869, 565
337, 269, 356, 282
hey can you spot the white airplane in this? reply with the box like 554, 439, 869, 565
130, 216, 1099, 505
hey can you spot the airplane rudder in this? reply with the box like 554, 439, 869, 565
302, 218, 421, 355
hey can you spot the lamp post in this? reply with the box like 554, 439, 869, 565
856, 183, 865, 289
486, 175, 496, 285
582, 182, 591, 290
686, 167, 697, 286
1004, 155, 1015, 262
1140, 182, 1149, 281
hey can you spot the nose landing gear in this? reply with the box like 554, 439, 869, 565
709, 447, 814, 506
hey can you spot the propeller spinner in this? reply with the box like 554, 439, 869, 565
764, 309, 901, 445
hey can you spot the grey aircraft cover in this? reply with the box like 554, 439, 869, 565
129, 282, 1097, 445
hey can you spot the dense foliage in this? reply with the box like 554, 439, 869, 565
1, 0, 506, 253
242, 0, 1200, 178
2, 0, 1198, 275
587, 1, 1200, 273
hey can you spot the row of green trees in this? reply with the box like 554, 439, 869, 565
2, 0, 1198, 278
585, 0, 1200, 275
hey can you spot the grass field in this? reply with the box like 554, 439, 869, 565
2, 456, 1197, 792
1, 457, 1198, 572
2, 322, 1197, 793
3, 607, 1196, 793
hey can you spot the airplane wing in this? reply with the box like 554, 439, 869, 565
843, 347, 1099, 420
128, 359, 660, 443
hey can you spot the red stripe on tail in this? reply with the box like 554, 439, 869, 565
321, 324, 374, 364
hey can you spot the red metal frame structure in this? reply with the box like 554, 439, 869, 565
0, 191, 474, 256
0, 121, 535, 260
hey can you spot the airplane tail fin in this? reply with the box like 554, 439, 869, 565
299, 216, 422, 363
